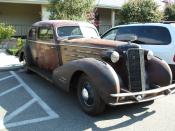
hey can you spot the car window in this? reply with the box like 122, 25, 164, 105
57, 26, 83, 37
38, 27, 54, 42
28, 28, 36, 40
117, 26, 171, 45
102, 28, 118, 40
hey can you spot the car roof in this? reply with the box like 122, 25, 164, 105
32, 20, 96, 28
113, 22, 175, 28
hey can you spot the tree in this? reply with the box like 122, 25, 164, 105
164, 4, 175, 21
118, 0, 163, 24
48, 0, 95, 21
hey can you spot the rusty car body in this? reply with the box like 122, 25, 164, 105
19, 20, 175, 115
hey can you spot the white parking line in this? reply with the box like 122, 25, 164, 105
0, 84, 22, 97
4, 99, 36, 123
5, 116, 57, 128
10, 71, 59, 118
0, 71, 59, 129
0, 75, 13, 82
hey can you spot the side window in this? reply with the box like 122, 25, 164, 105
139, 26, 171, 45
102, 29, 118, 40
38, 27, 54, 42
28, 28, 36, 40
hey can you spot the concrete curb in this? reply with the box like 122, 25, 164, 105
0, 65, 24, 72
0, 49, 24, 71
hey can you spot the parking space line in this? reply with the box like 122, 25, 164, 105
5, 116, 58, 129
10, 71, 59, 118
0, 84, 22, 97
0, 71, 60, 129
0, 75, 14, 82
4, 99, 36, 123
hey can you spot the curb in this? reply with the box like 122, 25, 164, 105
0, 65, 24, 72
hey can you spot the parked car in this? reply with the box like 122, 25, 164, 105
19, 20, 175, 115
101, 22, 175, 79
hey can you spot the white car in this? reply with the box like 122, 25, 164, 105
101, 22, 175, 79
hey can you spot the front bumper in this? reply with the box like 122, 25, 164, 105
109, 84, 175, 106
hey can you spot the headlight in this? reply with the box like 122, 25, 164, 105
111, 51, 120, 63
147, 50, 154, 60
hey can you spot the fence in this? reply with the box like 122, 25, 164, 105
7, 24, 31, 38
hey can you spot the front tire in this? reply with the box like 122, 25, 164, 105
77, 74, 105, 116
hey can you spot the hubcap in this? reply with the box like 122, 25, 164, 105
82, 88, 89, 100
81, 82, 94, 106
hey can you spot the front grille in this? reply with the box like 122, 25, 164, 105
127, 48, 146, 92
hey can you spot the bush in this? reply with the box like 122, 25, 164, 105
164, 4, 175, 21
6, 38, 24, 56
118, 0, 163, 24
0, 23, 16, 43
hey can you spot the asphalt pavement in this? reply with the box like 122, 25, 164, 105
0, 69, 174, 131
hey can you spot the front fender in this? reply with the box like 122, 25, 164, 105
146, 57, 172, 86
53, 58, 120, 103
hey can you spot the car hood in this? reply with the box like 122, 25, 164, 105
61, 38, 128, 49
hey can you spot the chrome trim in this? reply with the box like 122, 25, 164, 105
111, 84, 175, 97
109, 94, 165, 106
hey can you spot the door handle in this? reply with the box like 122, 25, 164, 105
50, 46, 56, 49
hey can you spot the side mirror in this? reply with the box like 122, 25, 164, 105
116, 34, 137, 42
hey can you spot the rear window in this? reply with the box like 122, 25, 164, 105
117, 26, 171, 45
38, 27, 54, 42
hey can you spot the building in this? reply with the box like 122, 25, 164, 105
0, 0, 49, 37
0, 0, 168, 36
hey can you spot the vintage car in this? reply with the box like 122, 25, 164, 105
19, 20, 175, 116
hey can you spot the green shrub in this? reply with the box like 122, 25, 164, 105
7, 38, 24, 56
0, 23, 16, 43
164, 4, 175, 21
118, 0, 163, 24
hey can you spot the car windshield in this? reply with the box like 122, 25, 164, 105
57, 26, 100, 39
80, 26, 100, 38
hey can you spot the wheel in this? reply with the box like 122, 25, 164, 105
77, 74, 105, 116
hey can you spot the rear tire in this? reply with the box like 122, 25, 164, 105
77, 74, 105, 116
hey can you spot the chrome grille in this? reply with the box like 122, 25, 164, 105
127, 48, 146, 92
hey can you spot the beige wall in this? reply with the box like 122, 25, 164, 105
0, 3, 41, 36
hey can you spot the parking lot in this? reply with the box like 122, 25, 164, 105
0, 69, 175, 131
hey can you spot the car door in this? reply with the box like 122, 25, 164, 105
37, 26, 59, 71
27, 27, 37, 65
